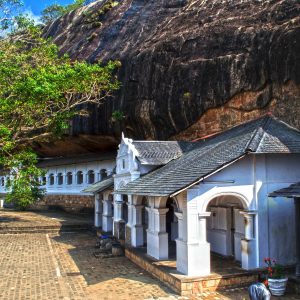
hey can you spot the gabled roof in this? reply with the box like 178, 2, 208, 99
132, 141, 196, 165
269, 182, 300, 198
82, 177, 114, 194
116, 115, 300, 197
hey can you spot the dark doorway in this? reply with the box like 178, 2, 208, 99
141, 197, 148, 246
166, 198, 178, 258
122, 195, 128, 223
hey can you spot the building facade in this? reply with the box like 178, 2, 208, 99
111, 116, 300, 277
0, 153, 116, 213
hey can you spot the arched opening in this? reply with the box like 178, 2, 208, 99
141, 197, 149, 246
87, 170, 95, 184
100, 169, 107, 181
57, 173, 63, 185
66, 172, 73, 185
206, 195, 246, 263
49, 174, 55, 186
76, 171, 83, 185
122, 194, 128, 223
166, 198, 178, 258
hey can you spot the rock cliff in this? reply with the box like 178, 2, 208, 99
40, 0, 300, 156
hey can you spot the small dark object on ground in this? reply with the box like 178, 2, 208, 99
249, 283, 271, 300
112, 243, 124, 256
94, 235, 123, 258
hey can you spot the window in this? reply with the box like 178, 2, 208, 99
100, 169, 107, 180
49, 174, 55, 185
41, 177, 46, 186
122, 159, 126, 169
87, 170, 95, 184
66, 172, 73, 185
57, 173, 63, 185
77, 171, 83, 184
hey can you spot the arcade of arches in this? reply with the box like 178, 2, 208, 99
94, 191, 256, 277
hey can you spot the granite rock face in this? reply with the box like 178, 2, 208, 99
41, 0, 300, 155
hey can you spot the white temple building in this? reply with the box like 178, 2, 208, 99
0, 153, 116, 213
87, 115, 300, 281
2, 114, 300, 291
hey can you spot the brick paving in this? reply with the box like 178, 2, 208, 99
0, 210, 299, 299
0, 209, 92, 232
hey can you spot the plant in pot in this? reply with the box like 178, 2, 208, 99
264, 257, 288, 296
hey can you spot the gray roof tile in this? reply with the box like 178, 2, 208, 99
132, 141, 196, 165
116, 116, 300, 197
269, 182, 300, 198
82, 177, 113, 194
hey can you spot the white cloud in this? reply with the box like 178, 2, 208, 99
23, 8, 42, 25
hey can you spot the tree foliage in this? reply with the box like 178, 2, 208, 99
41, 0, 86, 24
0, 23, 120, 209
0, 0, 23, 33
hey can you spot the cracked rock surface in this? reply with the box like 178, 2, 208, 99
41, 0, 300, 156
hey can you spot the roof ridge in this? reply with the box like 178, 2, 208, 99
244, 115, 271, 152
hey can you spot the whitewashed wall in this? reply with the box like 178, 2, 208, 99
0, 159, 115, 196
187, 153, 300, 268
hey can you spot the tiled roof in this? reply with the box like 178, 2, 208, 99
116, 116, 300, 197
132, 141, 196, 165
82, 177, 114, 194
37, 152, 116, 168
269, 182, 300, 198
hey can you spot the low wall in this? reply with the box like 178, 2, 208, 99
31, 194, 94, 213
125, 247, 259, 296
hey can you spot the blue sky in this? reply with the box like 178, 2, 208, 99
23, 0, 74, 17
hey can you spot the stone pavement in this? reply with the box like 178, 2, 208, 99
0, 209, 93, 233
0, 210, 299, 300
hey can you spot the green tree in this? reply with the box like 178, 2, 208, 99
41, 4, 66, 24
0, 0, 23, 33
0, 24, 120, 209
41, 0, 86, 24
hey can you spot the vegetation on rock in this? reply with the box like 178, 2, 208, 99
41, 0, 86, 24
0, 12, 120, 209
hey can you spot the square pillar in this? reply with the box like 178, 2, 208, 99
113, 198, 124, 238
146, 207, 169, 260
102, 199, 113, 233
129, 205, 144, 247
94, 194, 103, 228
176, 209, 211, 276
124, 198, 134, 246
240, 211, 257, 270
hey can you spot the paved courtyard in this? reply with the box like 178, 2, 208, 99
0, 210, 299, 300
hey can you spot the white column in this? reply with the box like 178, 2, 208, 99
113, 193, 125, 239
146, 207, 169, 260
114, 194, 123, 221
102, 198, 113, 232
176, 206, 211, 276
130, 205, 144, 247
240, 211, 257, 270
114, 201, 123, 221
106, 169, 113, 177
94, 194, 102, 228
85, 172, 88, 183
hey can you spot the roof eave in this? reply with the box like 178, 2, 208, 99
170, 153, 248, 198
